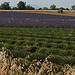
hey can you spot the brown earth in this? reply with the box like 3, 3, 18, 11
0, 10, 75, 17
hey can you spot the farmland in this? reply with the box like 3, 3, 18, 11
0, 11, 75, 28
0, 27, 75, 64
14, 10, 75, 17
0, 10, 75, 16
0, 11, 75, 75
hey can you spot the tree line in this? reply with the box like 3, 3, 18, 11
0, 1, 75, 10
0, 1, 35, 10
39, 4, 75, 10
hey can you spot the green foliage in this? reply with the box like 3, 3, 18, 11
38, 8, 42, 10
60, 7, 65, 10
50, 4, 56, 10
26, 5, 35, 10
12, 7, 18, 10
43, 43, 55, 48
48, 55, 75, 65
0, 2, 11, 10
0, 27, 75, 65
15, 40, 24, 45
56, 8, 59, 10
35, 41, 44, 47
48, 55, 65, 65
54, 43, 66, 49
60, 50, 75, 56
17, 1, 26, 10
71, 5, 75, 10
54, 39, 63, 44
5, 44, 15, 50
65, 8, 69, 10
28, 53, 46, 61
11, 50, 30, 58
25, 45, 37, 53
0, 43, 4, 48
48, 48, 61, 55
0, 1, 74, 11
38, 47, 49, 54
66, 57, 75, 65
66, 45, 75, 50
43, 7, 48, 10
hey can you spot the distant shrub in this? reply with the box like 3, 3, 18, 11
65, 8, 69, 10
58, 9, 63, 13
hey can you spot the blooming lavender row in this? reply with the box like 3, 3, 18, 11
0, 11, 75, 28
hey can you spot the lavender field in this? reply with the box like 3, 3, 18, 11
0, 11, 75, 28
0, 11, 75, 75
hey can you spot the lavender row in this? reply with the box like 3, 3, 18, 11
0, 11, 75, 28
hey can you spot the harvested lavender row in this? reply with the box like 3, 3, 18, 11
0, 11, 75, 28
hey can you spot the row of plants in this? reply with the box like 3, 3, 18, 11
0, 42, 75, 51
0, 27, 75, 65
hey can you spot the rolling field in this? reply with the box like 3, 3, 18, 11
0, 11, 75, 74
0, 27, 75, 65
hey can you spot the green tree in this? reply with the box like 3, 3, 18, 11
56, 8, 59, 10
43, 7, 48, 10
12, 7, 18, 10
65, 8, 69, 10
26, 5, 35, 10
17, 1, 26, 10
50, 4, 56, 10
60, 7, 65, 10
38, 8, 42, 10
0, 2, 11, 10
71, 5, 75, 10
